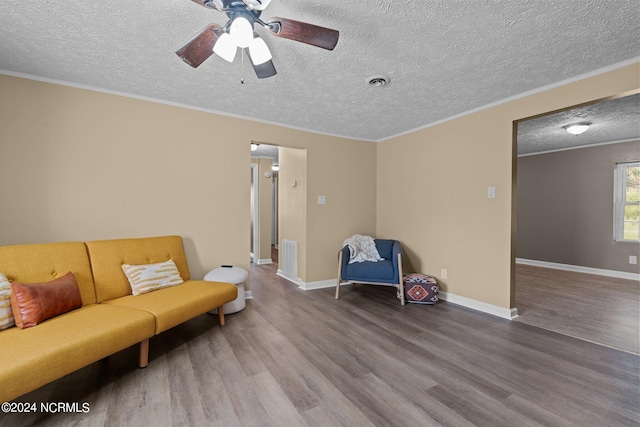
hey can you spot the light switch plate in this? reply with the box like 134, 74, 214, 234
487, 186, 496, 199
318, 195, 326, 205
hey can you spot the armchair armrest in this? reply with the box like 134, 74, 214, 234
339, 245, 350, 279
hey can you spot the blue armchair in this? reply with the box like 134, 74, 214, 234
335, 239, 405, 305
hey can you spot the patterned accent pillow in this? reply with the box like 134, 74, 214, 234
0, 273, 15, 330
121, 259, 184, 296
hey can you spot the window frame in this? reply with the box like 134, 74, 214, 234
613, 161, 640, 243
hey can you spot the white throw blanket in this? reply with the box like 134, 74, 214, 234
343, 234, 383, 264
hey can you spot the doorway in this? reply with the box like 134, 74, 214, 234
250, 162, 259, 262
511, 91, 640, 353
250, 143, 279, 265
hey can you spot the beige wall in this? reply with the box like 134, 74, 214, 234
3, 62, 636, 306
377, 63, 640, 310
278, 147, 307, 279
517, 140, 640, 273
0, 74, 377, 286
305, 140, 378, 282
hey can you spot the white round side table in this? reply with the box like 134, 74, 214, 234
203, 266, 248, 314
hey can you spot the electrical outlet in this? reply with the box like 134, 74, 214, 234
441, 268, 448, 279
630, 256, 638, 265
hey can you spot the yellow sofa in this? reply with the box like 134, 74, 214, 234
0, 235, 238, 402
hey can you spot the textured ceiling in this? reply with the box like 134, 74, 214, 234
518, 93, 640, 155
0, 0, 639, 147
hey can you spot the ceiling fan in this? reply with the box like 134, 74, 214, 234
176, 0, 339, 79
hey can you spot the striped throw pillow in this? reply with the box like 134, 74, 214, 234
121, 259, 184, 296
0, 273, 15, 330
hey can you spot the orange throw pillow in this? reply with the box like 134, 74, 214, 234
10, 271, 82, 329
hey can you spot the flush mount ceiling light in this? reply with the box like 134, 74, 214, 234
250, 143, 259, 151
564, 122, 591, 135
367, 75, 390, 87
175, 0, 339, 79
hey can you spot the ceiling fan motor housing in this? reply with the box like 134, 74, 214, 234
208, 0, 264, 13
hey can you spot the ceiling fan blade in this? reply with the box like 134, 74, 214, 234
246, 49, 277, 79
267, 17, 339, 50
175, 23, 221, 68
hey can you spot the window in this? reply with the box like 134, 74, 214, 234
614, 162, 640, 242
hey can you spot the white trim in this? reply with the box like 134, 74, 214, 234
244, 290, 254, 300
517, 138, 640, 157
288, 277, 519, 320
251, 163, 259, 263
516, 258, 640, 281
256, 259, 273, 265
276, 270, 336, 290
378, 57, 640, 142
3, 57, 638, 144
614, 162, 640, 243
0, 69, 377, 143
298, 279, 336, 291
276, 269, 304, 287
438, 291, 518, 320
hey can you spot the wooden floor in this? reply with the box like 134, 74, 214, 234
2, 262, 638, 426
514, 264, 640, 354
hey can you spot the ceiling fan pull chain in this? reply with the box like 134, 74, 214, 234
241, 48, 245, 84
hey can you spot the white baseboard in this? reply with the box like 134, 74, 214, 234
256, 259, 273, 265
439, 291, 518, 320
275, 272, 339, 291
516, 258, 640, 281
276, 269, 304, 287
278, 275, 518, 320
299, 279, 336, 291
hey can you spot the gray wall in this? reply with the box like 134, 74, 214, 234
517, 140, 640, 274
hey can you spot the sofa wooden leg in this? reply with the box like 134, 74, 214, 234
218, 306, 225, 326
139, 339, 149, 368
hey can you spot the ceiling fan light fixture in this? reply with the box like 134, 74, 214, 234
230, 16, 254, 49
243, 0, 272, 11
248, 37, 272, 65
213, 32, 237, 62
564, 122, 591, 135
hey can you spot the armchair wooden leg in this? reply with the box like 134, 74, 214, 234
398, 253, 405, 306
336, 250, 343, 299
139, 339, 149, 368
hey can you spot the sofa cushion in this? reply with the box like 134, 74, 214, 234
0, 304, 155, 403
86, 236, 191, 302
10, 272, 82, 329
121, 259, 184, 296
0, 273, 15, 330
344, 259, 396, 282
104, 280, 238, 334
0, 242, 97, 305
